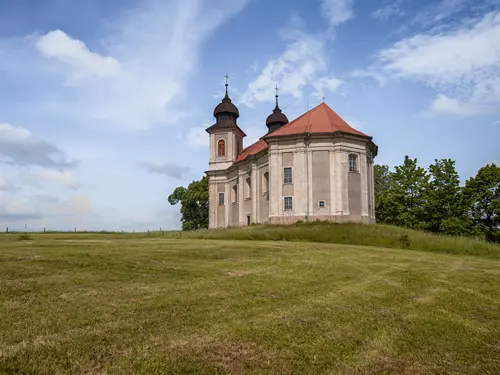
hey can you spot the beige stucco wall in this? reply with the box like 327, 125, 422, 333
312, 150, 330, 215
207, 132, 376, 229
258, 165, 269, 223
348, 172, 361, 221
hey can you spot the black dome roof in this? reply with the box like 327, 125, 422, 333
214, 95, 239, 118
266, 88, 288, 133
266, 110, 288, 126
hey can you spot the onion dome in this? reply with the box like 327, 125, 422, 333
266, 86, 288, 133
213, 76, 239, 119
206, 74, 246, 137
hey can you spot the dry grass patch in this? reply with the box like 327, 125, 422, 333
0, 235, 499, 374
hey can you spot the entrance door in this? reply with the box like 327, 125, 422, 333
247, 215, 251, 225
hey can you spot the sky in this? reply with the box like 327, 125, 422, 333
0, 0, 499, 231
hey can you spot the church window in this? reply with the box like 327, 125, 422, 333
283, 167, 293, 184
232, 185, 238, 203
284, 196, 293, 211
349, 154, 358, 172
318, 200, 325, 209
245, 177, 251, 199
217, 139, 226, 156
218, 192, 225, 205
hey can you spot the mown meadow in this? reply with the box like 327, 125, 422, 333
1, 225, 499, 374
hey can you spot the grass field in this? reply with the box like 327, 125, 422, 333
1, 232, 500, 374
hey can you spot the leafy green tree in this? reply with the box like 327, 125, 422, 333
462, 163, 500, 242
168, 176, 209, 231
423, 159, 464, 233
384, 156, 429, 228
373, 164, 392, 223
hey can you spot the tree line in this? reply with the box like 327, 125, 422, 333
375, 157, 499, 243
168, 159, 499, 242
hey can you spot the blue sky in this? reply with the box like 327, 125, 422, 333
0, 0, 499, 231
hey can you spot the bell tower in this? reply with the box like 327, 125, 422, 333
205, 74, 246, 171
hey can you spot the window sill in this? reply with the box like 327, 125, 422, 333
348, 170, 360, 173
244, 197, 251, 201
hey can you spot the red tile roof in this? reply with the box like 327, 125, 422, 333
266, 102, 368, 138
233, 102, 369, 165
234, 139, 268, 163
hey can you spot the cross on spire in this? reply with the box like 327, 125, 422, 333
225, 73, 229, 96
275, 85, 279, 107
322, 96, 326, 103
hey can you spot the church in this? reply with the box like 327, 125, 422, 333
205, 79, 378, 228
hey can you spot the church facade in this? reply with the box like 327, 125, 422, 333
205, 82, 378, 228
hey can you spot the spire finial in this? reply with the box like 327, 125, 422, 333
322, 96, 326, 103
225, 73, 229, 96
275, 85, 279, 108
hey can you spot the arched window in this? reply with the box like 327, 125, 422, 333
245, 177, 251, 199
349, 154, 358, 172
232, 184, 238, 203
217, 139, 225, 156
263, 172, 269, 194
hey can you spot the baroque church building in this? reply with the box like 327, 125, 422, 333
206, 80, 378, 228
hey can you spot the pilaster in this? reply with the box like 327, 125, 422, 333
341, 152, 349, 214
209, 178, 217, 228
238, 171, 245, 225
294, 149, 306, 216
307, 146, 314, 220
251, 163, 258, 223
225, 182, 230, 227
329, 150, 335, 216
333, 151, 343, 215
360, 152, 369, 217
371, 162, 376, 220
269, 150, 280, 218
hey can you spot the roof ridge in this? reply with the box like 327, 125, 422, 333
267, 102, 321, 136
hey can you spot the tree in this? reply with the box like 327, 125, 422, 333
423, 159, 464, 233
462, 163, 500, 242
384, 156, 429, 228
373, 164, 392, 223
168, 176, 209, 231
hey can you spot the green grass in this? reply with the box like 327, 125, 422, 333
164, 222, 500, 259
1, 233, 499, 374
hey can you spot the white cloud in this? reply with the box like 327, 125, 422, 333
372, 0, 405, 21
0, 123, 76, 168
35, 170, 79, 190
34, 29, 121, 82
412, 0, 468, 27
492, 120, 500, 125
0, 175, 17, 191
240, 30, 343, 107
312, 76, 344, 99
367, 11, 500, 117
429, 94, 491, 117
320, 0, 355, 28
138, 161, 190, 179
20, 0, 251, 130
